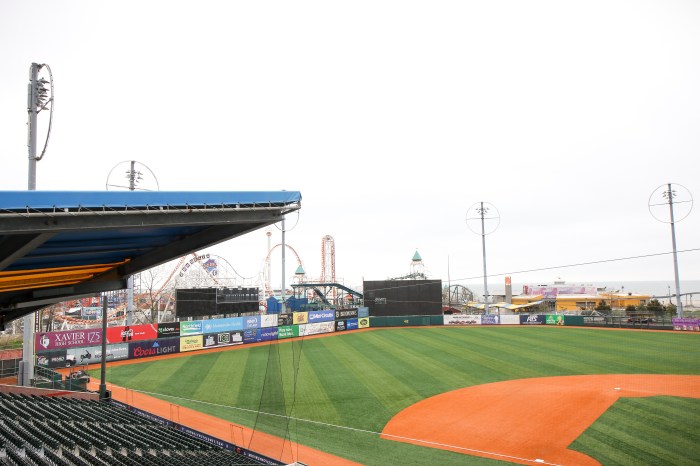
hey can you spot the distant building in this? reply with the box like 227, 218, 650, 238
512, 281, 651, 312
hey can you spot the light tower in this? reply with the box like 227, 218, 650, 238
22, 62, 54, 387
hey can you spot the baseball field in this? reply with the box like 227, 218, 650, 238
100, 326, 700, 465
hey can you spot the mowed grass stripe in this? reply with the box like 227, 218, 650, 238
295, 339, 385, 428
346, 330, 466, 394
391, 327, 533, 383
334, 330, 454, 399
610, 397, 700, 451
192, 351, 245, 405
299, 336, 397, 429
234, 345, 275, 411
572, 396, 700, 465
160, 351, 222, 399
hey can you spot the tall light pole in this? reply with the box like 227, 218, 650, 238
22, 63, 54, 387
466, 202, 500, 315
649, 183, 693, 318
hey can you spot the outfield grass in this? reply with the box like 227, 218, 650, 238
103, 326, 700, 465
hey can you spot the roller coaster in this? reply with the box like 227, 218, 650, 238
49, 234, 363, 328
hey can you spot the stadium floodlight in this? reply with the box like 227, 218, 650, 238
648, 183, 693, 318
466, 202, 500, 315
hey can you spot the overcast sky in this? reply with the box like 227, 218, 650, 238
1, 1, 698, 294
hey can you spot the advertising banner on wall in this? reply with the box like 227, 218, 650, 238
158, 322, 180, 338
335, 309, 358, 320
129, 338, 180, 359
308, 310, 335, 323
346, 318, 359, 330
244, 316, 261, 329
278, 313, 293, 326
261, 315, 278, 328
672, 318, 700, 331
180, 321, 203, 336
201, 317, 242, 334
180, 335, 203, 352
35, 328, 102, 351
66, 344, 129, 365
481, 314, 500, 325
260, 327, 278, 341
299, 321, 335, 336
335, 320, 347, 332
293, 312, 308, 325
444, 315, 480, 326
277, 326, 298, 339
106, 324, 158, 344
203, 331, 244, 348
357, 307, 369, 318
358, 317, 370, 329
499, 315, 521, 325
243, 329, 262, 343
520, 314, 545, 325
546, 315, 565, 326
35, 350, 68, 368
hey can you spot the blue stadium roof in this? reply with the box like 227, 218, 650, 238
0, 190, 301, 324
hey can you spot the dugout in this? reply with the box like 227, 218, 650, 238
363, 279, 442, 317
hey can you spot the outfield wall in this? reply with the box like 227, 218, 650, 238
34, 309, 685, 368
34, 307, 371, 368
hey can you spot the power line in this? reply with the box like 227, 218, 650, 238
450, 247, 700, 284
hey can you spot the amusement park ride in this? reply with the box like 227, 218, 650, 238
49, 233, 362, 328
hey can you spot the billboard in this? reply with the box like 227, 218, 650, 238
203, 331, 244, 348
520, 314, 545, 325
35, 329, 102, 351
106, 324, 157, 344
308, 310, 335, 323
444, 315, 480, 326
180, 335, 204, 352
201, 317, 243, 334
129, 338, 180, 359
335, 309, 358, 320
672, 318, 700, 331
546, 315, 565, 326
66, 344, 129, 364
158, 322, 180, 338
363, 280, 442, 317
299, 322, 335, 336
243, 329, 262, 343
260, 327, 278, 341
277, 325, 298, 339
35, 350, 69, 369
180, 321, 203, 336
278, 313, 293, 326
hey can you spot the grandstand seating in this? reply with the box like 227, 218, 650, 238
0, 392, 266, 465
